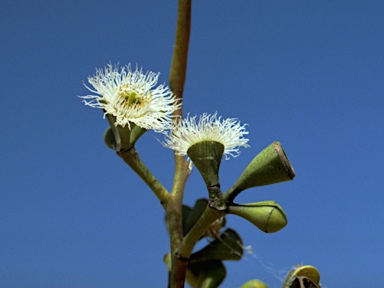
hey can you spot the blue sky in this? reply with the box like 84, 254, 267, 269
1, 1, 383, 287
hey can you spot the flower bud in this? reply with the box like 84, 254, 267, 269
228, 201, 287, 233
105, 114, 147, 151
240, 279, 269, 288
282, 265, 320, 288
188, 141, 227, 210
104, 127, 116, 150
187, 141, 224, 187
227, 142, 295, 200
163, 253, 171, 272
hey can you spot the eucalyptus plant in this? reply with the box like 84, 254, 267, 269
80, 1, 320, 287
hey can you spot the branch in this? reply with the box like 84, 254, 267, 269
117, 147, 170, 204
176, 206, 226, 261
167, 0, 192, 287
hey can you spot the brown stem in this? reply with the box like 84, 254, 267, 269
169, 0, 191, 108
166, 155, 190, 288
167, 0, 192, 287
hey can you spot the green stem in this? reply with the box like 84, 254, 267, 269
223, 186, 239, 204
207, 184, 227, 210
117, 147, 170, 204
169, 0, 191, 105
167, 0, 192, 287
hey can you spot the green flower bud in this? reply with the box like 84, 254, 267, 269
187, 141, 227, 210
226, 142, 295, 201
240, 279, 269, 288
282, 265, 320, 288
105, 114, 147, 151
228, 201, 287, 233
187, 141, 224, 187
163, 253, 171, 272
104, 127, 115, 150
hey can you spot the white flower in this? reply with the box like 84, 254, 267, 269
163, 113, 250, 159
80, 64, 180, 132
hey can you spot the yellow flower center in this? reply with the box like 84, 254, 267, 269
118, 85, 151, 109
125, 92, 141, 105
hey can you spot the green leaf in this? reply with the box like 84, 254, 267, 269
187, 260, 226, 288
189, 228, 243, 263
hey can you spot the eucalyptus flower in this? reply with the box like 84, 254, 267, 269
80, 64, 180, 132
163, 113, 249, 159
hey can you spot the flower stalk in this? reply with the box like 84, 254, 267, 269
117, 147, 170, 204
